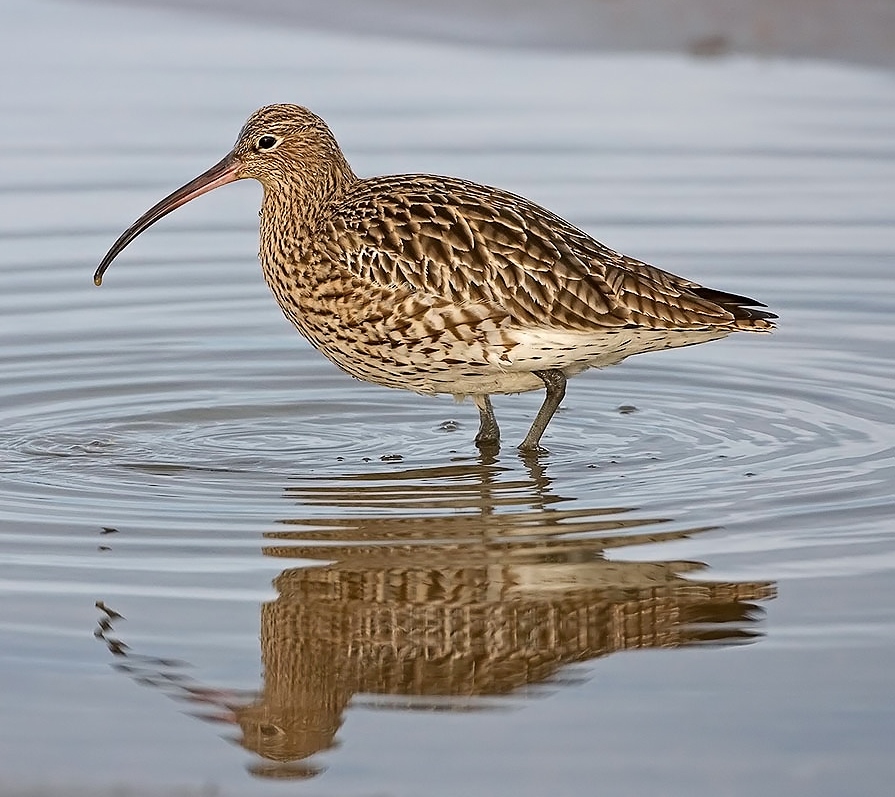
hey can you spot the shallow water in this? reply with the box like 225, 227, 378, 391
1, 0, 894, 794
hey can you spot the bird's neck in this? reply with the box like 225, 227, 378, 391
257, 157, 356, 296
261, 155, 356, 243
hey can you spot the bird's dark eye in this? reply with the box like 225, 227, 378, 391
256, 135, 278, 151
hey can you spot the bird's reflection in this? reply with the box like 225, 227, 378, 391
96, 460, 775, 779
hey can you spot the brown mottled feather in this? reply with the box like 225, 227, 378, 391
96, 104, 777, 450
327, 175, 773, 333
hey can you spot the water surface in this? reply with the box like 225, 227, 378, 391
1, 0, 894, 794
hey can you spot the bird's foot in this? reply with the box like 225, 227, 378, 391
517, 441, 550, 457
474, 432, 501, 449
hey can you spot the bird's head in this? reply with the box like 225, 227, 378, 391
94, 104, 353, 286
232, 104, 350, 190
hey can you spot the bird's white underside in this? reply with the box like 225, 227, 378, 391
427, 326, 729, 398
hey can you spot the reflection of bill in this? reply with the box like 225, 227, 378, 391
96, 463, 775, 780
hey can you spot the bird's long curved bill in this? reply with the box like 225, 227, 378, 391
94, 153, 241, 286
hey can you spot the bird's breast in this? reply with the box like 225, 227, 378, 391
256, 245, 531, 390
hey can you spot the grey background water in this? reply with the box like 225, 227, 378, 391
1, 0, 894, 794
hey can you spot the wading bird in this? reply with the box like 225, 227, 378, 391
95, 104, 775, 451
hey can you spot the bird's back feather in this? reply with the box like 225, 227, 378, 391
326, 174, 776, 334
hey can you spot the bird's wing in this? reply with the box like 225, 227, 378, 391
328, 175, 751, 331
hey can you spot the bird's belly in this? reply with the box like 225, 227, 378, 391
311, 333, 544, 396
270, 273, 732, 398
303, 324, 731, 398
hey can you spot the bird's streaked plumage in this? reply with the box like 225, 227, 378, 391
96, 104, 776, 451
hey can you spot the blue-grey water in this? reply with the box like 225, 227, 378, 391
1, 0, 894, 794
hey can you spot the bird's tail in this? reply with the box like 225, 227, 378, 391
692, 287, 777, 330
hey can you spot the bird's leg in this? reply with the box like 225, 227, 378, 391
473, 395, 500, 448
519, 370, 567, 452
